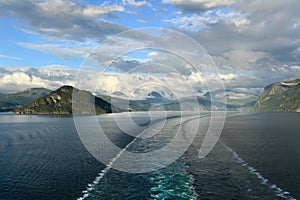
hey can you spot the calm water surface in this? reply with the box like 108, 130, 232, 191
0, 112, 299, 200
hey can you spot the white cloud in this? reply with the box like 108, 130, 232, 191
165, 9, 250, 31
0, 0, 127, 41
213, 50, 271, 70
170, 0, 300, 76
163, 0, 236, 10
0, 66, 243, 99
2, 64, 298, 99
0, 65, 77, 92
18, 42, 91, 60
291, 65, 300, 70
1, 0, 300, 93
82, 4, 125, 16
0, 71, 55, 92
122, 0, 149, 7
146, 51, 196, 75
36, 0, 125, 17
0, 54, 23, 60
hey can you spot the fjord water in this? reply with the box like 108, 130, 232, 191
0, 112, 299, 199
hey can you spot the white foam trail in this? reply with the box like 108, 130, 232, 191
77, 114, 208, 199
77, 120, 159, 200
220, 141, 296, 200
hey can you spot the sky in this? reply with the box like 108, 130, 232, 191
0, 0, 300, 97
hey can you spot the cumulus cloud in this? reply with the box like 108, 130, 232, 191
0, 65, 248, 99
0, 65, 77, 92
213, 50, 271, 70
162, 0, 300, 68
165, 9, 250, 31
0, 71, 56, 92
291, 65, 300, 70
163, 0, 236, 12
2, 64, 298, 98
122, 0, 149, 7
0, 0, 127, 41
163, 0, 300, 86
1, 0, 300, 93
108, 56, 151, 72
199, 1, 299, 54
146, 51, 196, 75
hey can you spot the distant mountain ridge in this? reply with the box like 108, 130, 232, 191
14, 86, 123, 114
7, 85, 260, 114
253, 78, 300, 112
0, 88, 51, 112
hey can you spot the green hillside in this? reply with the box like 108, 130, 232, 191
0, 88, 51, 112
14, 86, 123, 115
253, 78, 300, 112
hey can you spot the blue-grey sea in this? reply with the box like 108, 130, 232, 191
0, 112, 299, 200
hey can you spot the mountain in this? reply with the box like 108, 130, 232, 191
253, 78, 300, 112
10, 86, 260, 114
204, 89, 258, 100
14, 86, 123, 115
204, 89, 258, 111
89, 88, 258, 111
99, 91, 170, 111
147, 91, 166, 100
102, 93, 255, 112
226, 97, 258, 111
163, 96, 212, 111
0, 88, 51, 112
99, 95, 151, 112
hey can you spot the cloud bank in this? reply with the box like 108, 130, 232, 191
0, 65, 254, 99
0, 0, 299, 94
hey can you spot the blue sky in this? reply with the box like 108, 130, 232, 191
0, 0, 176, 68
0, 0, 300, 94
